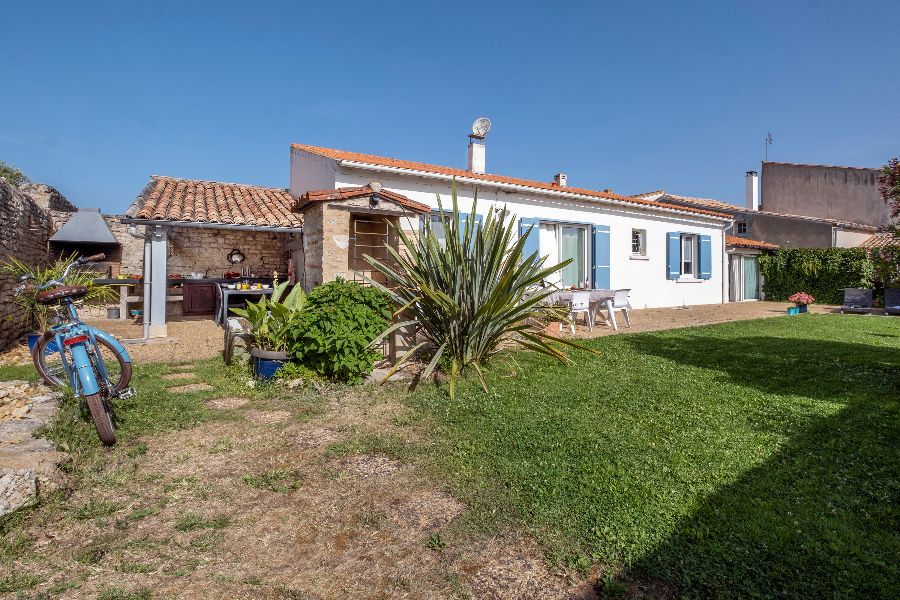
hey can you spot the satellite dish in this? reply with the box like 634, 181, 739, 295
471, 117, 492, 138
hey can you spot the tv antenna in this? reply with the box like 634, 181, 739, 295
764, 132, 773, 161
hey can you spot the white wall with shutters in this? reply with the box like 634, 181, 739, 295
319, 161, 726, 309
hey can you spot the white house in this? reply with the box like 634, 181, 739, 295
289, 135, 731, 309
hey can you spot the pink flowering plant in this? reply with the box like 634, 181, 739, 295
788, 291, 816, 306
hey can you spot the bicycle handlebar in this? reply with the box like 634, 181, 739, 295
22, 254, 108, 291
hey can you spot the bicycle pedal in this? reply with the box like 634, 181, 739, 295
115, 387, 137, 400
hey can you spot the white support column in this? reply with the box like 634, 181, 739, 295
148, 225, 169, 338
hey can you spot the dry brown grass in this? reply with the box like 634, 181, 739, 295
4, 382, 594, 599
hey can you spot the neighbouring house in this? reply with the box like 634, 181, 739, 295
761, 161, 891, 229
636, 171, 878, 250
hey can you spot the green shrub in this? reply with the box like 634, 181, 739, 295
288, 279, 392, 382
759, 248, 874, 305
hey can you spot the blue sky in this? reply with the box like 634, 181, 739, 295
2, 0, 898, 213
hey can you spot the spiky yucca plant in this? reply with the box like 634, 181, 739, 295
364, 181, 589, 398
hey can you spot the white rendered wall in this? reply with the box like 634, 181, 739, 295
289, 147, 337, 198
331, 163, 726, 309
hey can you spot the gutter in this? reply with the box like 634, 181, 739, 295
120, 218, 303, 233
337, 159, 733, 224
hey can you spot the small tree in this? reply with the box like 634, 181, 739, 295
879, 157, 900, 236
0, 160, 31, 186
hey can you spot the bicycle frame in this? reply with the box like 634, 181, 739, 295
43, 294, 132, 398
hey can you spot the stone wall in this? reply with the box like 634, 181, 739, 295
167, 226, 290, 277
0, 179, 53, 350
18, 183, 77, 213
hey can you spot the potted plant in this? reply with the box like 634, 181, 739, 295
1, 254, 116, 349
230, 281, 305, 379
787, 291, 815, 315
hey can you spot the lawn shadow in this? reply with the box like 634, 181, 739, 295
621, 332, 900, 597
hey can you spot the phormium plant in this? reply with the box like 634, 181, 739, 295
364, 179, 591, 398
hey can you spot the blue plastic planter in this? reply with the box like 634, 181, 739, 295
250, 347, 288, 380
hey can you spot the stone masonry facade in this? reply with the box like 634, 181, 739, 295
0, 180, 54, 350
167, 226, 290, 277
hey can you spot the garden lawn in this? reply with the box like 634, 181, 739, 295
408, 315, 900, 598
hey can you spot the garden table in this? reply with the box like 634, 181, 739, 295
216, 286, 274, 325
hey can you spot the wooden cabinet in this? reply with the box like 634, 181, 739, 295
182, 282, 217, 316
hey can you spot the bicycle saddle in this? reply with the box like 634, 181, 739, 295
36, 285, 89, 305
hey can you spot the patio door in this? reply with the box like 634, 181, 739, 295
742, 256, 759, 300
538, 223, 589, 288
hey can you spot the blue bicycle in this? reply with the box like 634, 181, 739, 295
19, 253, 135, 445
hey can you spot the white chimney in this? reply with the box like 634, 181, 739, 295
467, 137, 486, 174
553, 173, 567, 187
745, 170, 759, 211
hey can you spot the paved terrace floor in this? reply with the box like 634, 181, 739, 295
0, 302, 870, 367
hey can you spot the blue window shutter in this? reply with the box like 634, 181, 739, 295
699, 235, 712, 279
592, 225, 611, 290
458, 213, 482, 239
519, 218, 540, 259
666, 232, 681, 279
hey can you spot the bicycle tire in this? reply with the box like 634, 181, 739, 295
85, 393, 116, 446
32, 331, 132, 392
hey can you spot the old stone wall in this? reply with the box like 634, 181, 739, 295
0, 180, 53, 350
167, 227, 290, 277
18, 183, 77, 213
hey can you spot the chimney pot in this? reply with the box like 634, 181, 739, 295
467, 138, 486, 174
745, 170, 759, 211
553, 173, 567, 187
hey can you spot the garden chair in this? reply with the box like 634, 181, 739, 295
224, 316, 253, 366
840, 288, 873, 315
560, 290, 593, 334
600, 289, 632, 331
885, 288, 900, 316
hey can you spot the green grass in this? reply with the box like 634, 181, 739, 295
407, 315, 900, 598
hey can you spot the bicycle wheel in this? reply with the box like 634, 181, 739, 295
32, 332, 132, 392
85, 393, 116, 446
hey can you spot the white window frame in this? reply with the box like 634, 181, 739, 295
631, 228, 647, 257
539, 221, 591, 288
680, 234, 699, 279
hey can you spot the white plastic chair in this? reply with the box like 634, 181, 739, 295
560, 290, 594, 334
603, 289, 632, 331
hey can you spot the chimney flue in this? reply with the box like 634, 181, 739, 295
745, 170, 759, 211
467, 135, 486, 174
553, 173, 567, 187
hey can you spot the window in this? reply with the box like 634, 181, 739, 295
631, 229, 646, 255
680, 234, 697, 278
426, 212, 450, 248
538, 222, 590, 288
736, 221, 747, 235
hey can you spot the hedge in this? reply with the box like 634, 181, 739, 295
758, 248, 874, 305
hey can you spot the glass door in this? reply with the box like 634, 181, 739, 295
560, 226, 586, 288
742, 256, 759, 300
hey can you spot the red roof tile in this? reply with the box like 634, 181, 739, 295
292, 144, 731, 220
296, 186, 430, 213
726, 235, 779, 250
129, 176, 301, 229
859, 231, 899, 249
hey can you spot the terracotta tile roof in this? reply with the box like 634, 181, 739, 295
640, 190, 878, 231
726, 235, 779, 250
129, 176, 301, 229
859, 231, 899, 249
292, 144, 731, 220
296, 186, 430, 213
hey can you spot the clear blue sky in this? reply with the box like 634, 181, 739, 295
2, 0, 898, 213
